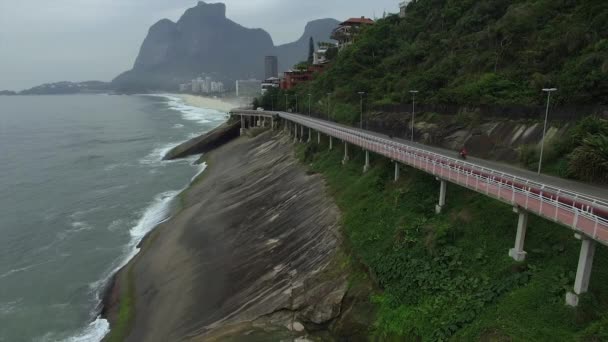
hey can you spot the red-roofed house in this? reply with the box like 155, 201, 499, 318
330, 16, 375, 49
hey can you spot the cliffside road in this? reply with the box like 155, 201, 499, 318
307, 115, 608, 202
233, 110, 608, 246
232, 109, 608, 306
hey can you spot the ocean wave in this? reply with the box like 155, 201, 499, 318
173, 124, 185, 129
154, 94, 228, 125
73, 190, 180, 342
62, 318, 109, 342
69, 221, 93, 233
0, 260, 54, 280
191, 162, 208, 183
0, 299, 22, 315
138, 143, 181, 166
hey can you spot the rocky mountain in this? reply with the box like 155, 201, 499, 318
112, 1, 338, 92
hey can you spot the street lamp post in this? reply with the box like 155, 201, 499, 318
538, 88, 557, 175
327, 93, 332, 120
358, 92, 366, 129
409, 90, 418, 142
308, 93, 312, 116
295, 94, 299, 113
285, 94, 289, 111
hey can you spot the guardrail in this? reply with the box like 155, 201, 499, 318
232, 109, 608, 245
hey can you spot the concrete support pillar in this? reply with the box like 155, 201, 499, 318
262, 117, 266, 127
342, 142, 349, 164
308, 128, 312, 143
240, 115, 245, 136
363, 150, 370, 173
294, 124, 299, 143
329, 137, 333, 150
394, 162, 400, 182
317, 131, 321, 144
566, 236, 597, 307
509, 208, 529, 262
300, 125, 304, 143
435, 178, 447, 214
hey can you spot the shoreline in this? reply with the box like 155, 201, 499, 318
96, 95, 228, 341
168, 93, 245, 113
102, 129, 350, 341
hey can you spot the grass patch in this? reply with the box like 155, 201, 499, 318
104, 265, 136, 342
293, 138, 608, 341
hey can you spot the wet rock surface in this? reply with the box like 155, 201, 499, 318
163, 120, 241, 160
109, 130, 347, 341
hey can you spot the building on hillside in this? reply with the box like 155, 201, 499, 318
313, 47, 328, 65
330, 17, 374, 49
399, 0, 412, 18
265, 56, 279, 79
236, 79, 262, 98
280, 64, 328, 90
261, 77, 280, 95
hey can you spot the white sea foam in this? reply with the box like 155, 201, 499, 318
75, 189, 180, 342
191, 162, 208, 183
67, 94, 220, 342
154, 94, 228, 125
69, 221, 93, 233
173, 124, 185, 129
138, 143, 181, 166
63, 318, 109, 342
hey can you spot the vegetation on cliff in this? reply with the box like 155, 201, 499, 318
312, 0, 607, 107
296, 140, 608, 340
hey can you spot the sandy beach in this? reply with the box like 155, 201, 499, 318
174, 94, 245, 113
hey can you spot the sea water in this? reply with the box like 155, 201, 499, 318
0, 94, 227, 341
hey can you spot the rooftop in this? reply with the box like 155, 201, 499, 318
340, 16, 374, 26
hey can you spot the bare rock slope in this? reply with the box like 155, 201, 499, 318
113, 131, 346, 341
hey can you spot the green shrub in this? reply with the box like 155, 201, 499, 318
568, 134, 608, 183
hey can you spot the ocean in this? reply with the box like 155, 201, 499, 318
0, 94, 228, 341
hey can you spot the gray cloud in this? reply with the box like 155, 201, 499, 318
0, 0, 400, 90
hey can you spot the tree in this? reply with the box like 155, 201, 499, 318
308, 37, 315, 64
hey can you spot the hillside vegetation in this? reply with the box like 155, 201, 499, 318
258, 0, 608, 183
310, 0, 607, 107
296, 141, 608, 341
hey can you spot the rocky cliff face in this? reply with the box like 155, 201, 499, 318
113, 2, 275, 91
112, 1, 338, 92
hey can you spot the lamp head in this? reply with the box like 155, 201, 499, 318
542, 88, 557, 92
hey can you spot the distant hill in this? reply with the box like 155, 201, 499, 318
18, 81, 111, 95
0, 90, 17, 96
112, 1, 338, 92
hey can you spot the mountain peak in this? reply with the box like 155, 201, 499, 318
188, 1, 226, 18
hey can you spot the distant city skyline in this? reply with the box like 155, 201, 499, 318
0, 0, 400, 90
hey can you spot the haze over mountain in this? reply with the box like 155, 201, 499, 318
113, 1, 339, 92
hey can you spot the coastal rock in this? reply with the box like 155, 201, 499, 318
162, 120, 241, 160
109, 130, 344, 342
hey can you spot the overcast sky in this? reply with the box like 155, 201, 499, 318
0, 0, 400, 90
